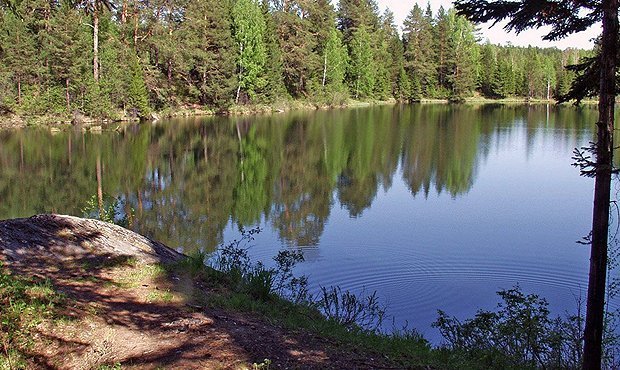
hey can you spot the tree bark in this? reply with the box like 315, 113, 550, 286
583, 1, 618, 369
93, 6, 100, 83
17, 75, 21, 105
322, 53, 327, 87
65, 78, 71, 112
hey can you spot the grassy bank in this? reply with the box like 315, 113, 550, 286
0, 95, 600, 131
3, 227, 613, 369
0, 98, 399, 130
0, 263, 66, 369
164, 233, 599, 370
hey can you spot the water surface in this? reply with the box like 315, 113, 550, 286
0, 104, 604, 341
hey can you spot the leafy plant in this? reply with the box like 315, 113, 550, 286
433, 285, 585, 369
81, 193, 133, 227
207, 228, 309, 303
315, 286, 386, 333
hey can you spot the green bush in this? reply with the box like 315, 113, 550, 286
433, 286, 584, 369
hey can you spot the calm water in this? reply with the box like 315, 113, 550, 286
0, 104, 607, 341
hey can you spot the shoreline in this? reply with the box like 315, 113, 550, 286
0, 97, 600, 131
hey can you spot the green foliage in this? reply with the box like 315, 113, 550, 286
323, 28, 348, 91
207, 228, 309, 303
403, 4, 436, 97
81, 193, 133, 227
433, 286, 586, 369
252, 358, 271, 370
180, 0, 237, 110
127, 56, 151, 117
232, 0, 267, 102
0, 1, 590, 118
315, 286, 386, 332
0, 264, 65, 368
272, 3, 315, 97
348, 26, 374, 99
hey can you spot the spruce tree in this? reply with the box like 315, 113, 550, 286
181, 0, 236, 109
479, 41, 498, 97
403, 4, 436, 98
259, 0, 287, 102
0, 10, 37, 107
44, 4, 89, 112
449, 13, 478, 100
127, 54, 150, 116
272, 1, 315, 97
382, 10, 405, 99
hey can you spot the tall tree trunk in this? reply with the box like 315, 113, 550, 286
65, 78, 71, 112
17, 75, 21, 105
583, 1, 619, 369
93, 6, 100, 83
236, 44, 243, 104
121, 1, 127, 23
133, 7, 139, 47
322, 53, 327, 87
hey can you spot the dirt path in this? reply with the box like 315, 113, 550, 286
0, 215, 397, 369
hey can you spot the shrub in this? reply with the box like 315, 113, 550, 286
207, 228, 308, 303
433, 286, 585, 369
315, 286, 386, 333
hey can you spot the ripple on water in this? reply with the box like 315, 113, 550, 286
302, 243, 593, 322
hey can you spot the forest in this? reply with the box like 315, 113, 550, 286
0, 0, 592, 119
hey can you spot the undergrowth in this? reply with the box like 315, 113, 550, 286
0, 263, 65, 369
173, 228, 620, 369
174, 230, 435, 367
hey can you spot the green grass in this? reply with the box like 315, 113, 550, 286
118, 264, 167, 288
146, 289, 174, 303
169, 253, 437, 369
206, 289, 436, 368
0, 263, 65, 369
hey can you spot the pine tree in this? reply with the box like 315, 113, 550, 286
434, 6, 452, 96
402, 4, 437, 98
181, 0, 236, 109
72, 0, 115, 83
259, 1, 287, 102
232, 0, 267, 103
337, 0, 379, 44
272, 1, 315, 97
0, 10, 38, 107
44, 4, 89, 112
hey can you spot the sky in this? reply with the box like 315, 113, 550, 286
376, 0, 600, 50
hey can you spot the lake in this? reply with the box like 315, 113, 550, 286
0, 104, 606, 342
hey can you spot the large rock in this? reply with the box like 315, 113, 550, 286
0, 214, 183, 265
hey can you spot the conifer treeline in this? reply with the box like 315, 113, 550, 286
0, 0, 591, 118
